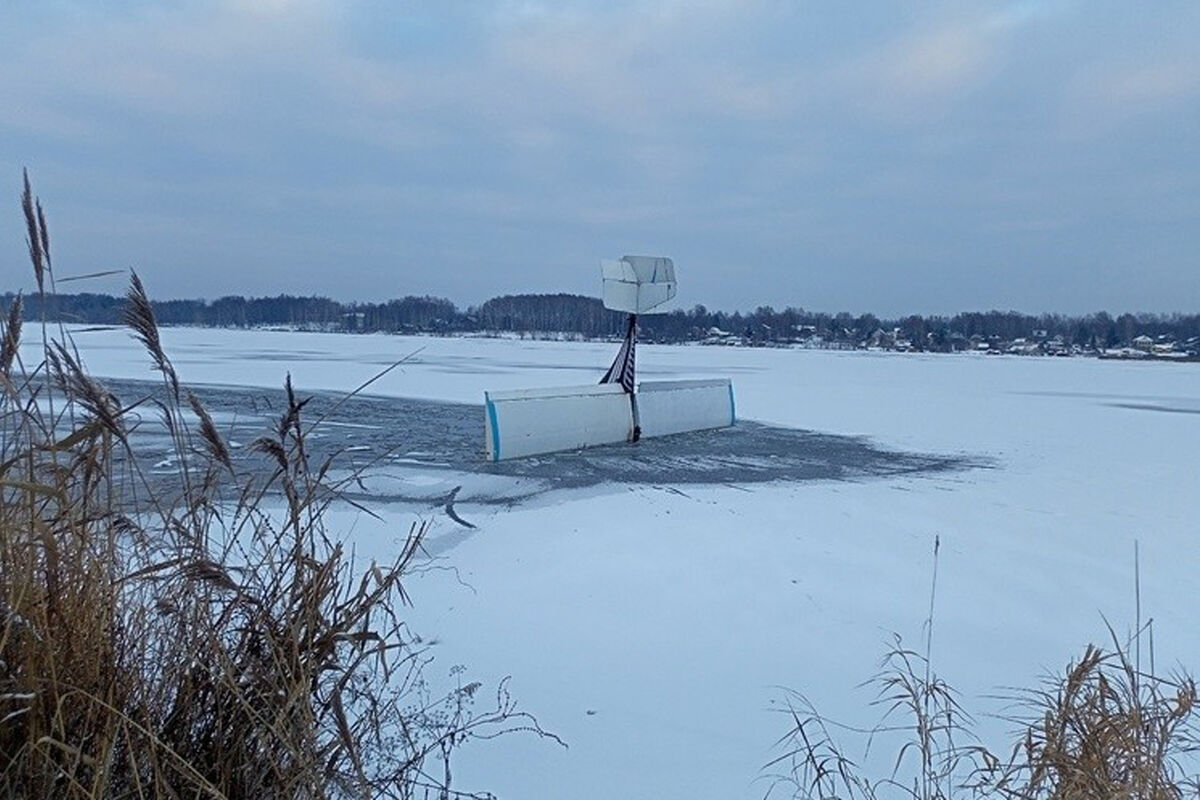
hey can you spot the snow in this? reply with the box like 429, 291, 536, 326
26, 326, 1200, 799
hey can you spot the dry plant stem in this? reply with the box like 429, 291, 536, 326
2, 175, 556, 800
768, 541, 1200, 800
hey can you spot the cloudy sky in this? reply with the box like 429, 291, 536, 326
1, 0, 1198, 315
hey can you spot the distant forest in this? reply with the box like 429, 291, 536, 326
4, 290, 1200, 353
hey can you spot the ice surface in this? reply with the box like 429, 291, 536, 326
23, 326, 1200, 799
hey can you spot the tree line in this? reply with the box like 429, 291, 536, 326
4, 290, 1199, 351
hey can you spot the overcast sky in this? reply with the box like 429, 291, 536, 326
1, 1, 1198, 316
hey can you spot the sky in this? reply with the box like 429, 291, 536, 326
0, 0, 1198, 317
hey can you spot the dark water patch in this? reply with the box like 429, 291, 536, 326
101, 378, 983, 504
480, 422, 975, 489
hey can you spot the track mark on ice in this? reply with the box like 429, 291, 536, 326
443, 485, 476, 529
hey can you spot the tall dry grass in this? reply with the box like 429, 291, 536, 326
1, 174, 549, 799
768, 541, 1200, 800
983, 632, 1199, 800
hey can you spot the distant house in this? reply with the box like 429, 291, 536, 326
702, 326, 736, 345
866, 328, 891, 349
1007, 338, 1042, 355
867, 328, 891, 349
1131, 334, 1154, 352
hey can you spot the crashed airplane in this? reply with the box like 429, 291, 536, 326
483, 256, 735, 461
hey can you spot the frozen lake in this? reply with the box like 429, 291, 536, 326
102, 375, 977, 509
29, 326, 1200, 800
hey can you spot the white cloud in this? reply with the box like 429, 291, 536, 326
1, 0, 1198, 311
829, 16, 1004, 124
1087, 58, 1200, 112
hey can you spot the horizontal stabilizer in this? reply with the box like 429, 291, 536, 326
485, 384, 634, 462
637, 379, 735, 438
484, 378, 734, 461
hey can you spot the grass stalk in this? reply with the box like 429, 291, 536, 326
2, 174, 554, 800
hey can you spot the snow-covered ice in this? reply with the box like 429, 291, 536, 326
26, 326, 1200, 799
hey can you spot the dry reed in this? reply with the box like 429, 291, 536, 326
768, 545, 1200, 800
1, 176, 551, 799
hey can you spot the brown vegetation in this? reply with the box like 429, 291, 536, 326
1, 174, 551, 799
768, 541, 1200, 800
